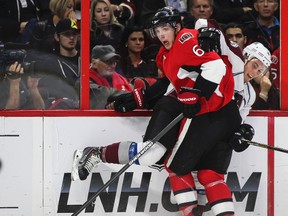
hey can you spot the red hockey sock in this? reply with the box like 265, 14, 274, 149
101, 141, 134, 164
166, 167, 198, 216
197, 169, 234, 215
101, 142, 120, 163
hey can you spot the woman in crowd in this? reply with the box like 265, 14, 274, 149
119, 26, 159, 89
90, 0, 124, 52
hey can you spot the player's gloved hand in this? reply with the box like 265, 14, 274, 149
198, 27, 221, 55
229, 124, 255, 152
107, 88, 145, 113
178, 87, 201, 119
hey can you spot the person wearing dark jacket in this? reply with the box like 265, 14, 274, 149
244, 0, 279, 53
0, 0, 50, 43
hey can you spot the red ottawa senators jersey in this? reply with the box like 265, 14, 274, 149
156, 28, 235, 115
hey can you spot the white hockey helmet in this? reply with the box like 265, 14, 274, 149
243, 42, 272, 68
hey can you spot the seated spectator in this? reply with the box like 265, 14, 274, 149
224, 22, 247, 50
24, 50, 80, 109
188, 0, 213, 19
54, 18, 80, 66
119, 26, 159, 88
183, 0, 214, 29
0, 0, 50, 44
30, 0, 77, 53
90, 0, 124, 52
90, 45, 132, 92
0, 61, 45, 109
244, 0, 279, 53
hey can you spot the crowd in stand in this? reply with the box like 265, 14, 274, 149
0, 0, 280, 110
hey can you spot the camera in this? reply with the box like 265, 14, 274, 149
0, 41, 34, 79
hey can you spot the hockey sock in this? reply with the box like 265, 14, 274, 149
197, 169, 234, 216
101, 141, 133, 163
101, 142, 121, 163
101, 141, 166, 165
166, 167, 199, 216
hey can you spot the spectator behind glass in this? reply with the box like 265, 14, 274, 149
54, 18, 80, 67
189, 0, 213, 20
244, 0, 279, 53
90, 45, 132, 92
30, 0, 77, 53
224, 22, 247, 49
27, 23, 81, 110
183, 0, 214, 29
90, 0, 124, 52
119, 26, 159, 89
0, 0, 50, 43
0, 61, 45, 109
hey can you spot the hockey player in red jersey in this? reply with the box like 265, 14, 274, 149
72, 6, 242, 216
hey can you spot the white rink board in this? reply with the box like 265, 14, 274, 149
274, 117, 288, 216
0, 117, 43, 216
0, 116, 287, 216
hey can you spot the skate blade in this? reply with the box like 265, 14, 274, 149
71, 150, 83, 181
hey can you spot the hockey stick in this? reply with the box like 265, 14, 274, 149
242, 138, 288, 154
71, 113, 184, 216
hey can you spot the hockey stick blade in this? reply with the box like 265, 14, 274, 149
242, 138, 288, 154
71, 113, 184, 216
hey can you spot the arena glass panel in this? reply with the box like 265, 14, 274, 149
0, 1, 285, 115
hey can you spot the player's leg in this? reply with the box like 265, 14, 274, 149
165, 100, 241, 215
197, 169, 234, 216
71, 140, 167, 181
72, 96, 182, 181
166, 166, 200, 216
192, 171, 208, 215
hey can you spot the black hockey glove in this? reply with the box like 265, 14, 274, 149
178, 87, 201, 119
198, 27, 221, 55
229, 124, 255, 152
107, 88, 145, 113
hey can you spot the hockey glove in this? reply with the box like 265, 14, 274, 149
178, 87, 201, 119
107, 88, 145, 113
198, 27, 221, 55
229, 124, 255, 152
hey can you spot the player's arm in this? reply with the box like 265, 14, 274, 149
107, 76, 170, 113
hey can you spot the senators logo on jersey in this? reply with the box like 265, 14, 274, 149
178, 32, 194, 44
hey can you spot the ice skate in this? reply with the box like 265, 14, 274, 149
71, 147, 102, 181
